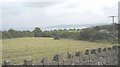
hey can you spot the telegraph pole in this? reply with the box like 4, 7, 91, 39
109, 16, 118, 44
109, 16, 118, 32
109, 16, 117, 24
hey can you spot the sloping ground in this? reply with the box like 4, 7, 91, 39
2, 37, 114, 64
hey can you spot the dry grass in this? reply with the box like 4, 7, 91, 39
2, 37, 114, 64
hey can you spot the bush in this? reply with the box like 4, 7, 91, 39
33, 27, 42, 37
78, 28, 115, 42
78, 29, 95, 40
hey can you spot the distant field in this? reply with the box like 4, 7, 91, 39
2, 37, 114, 64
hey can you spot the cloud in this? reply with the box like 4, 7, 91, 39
1, 0, 120, 30
44, 0, 119, 24
23, 2, 60, 8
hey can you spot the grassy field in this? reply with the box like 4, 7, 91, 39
2, 37, 114, 64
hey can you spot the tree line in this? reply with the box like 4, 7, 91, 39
1, 27, 80, 39
1, 24, 118, 43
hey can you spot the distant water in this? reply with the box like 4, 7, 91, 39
41, 23, 109, 31
41, 26, 89, 31
2, 23, 109, 31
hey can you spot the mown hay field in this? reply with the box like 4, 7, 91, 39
2, 37, 114, 64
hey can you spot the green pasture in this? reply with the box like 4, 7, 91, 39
2, 37, 114, 64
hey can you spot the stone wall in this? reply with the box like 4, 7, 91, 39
3, 45, 119, 66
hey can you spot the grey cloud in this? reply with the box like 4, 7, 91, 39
23, 2, 61, 8
27, 0, 66, 2
2, 7, 25, 18
1, 0, 119, 30
102, 5, 118, 15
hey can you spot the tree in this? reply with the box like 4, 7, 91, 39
33, 27, 42, 37
79, 29, 95, 40
42, 31, 52, 37
0, 31, 2, 39
2, 31, 11, 39
8, 29, 18, 38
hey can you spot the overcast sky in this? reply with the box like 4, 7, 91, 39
1, 0, 120, 30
